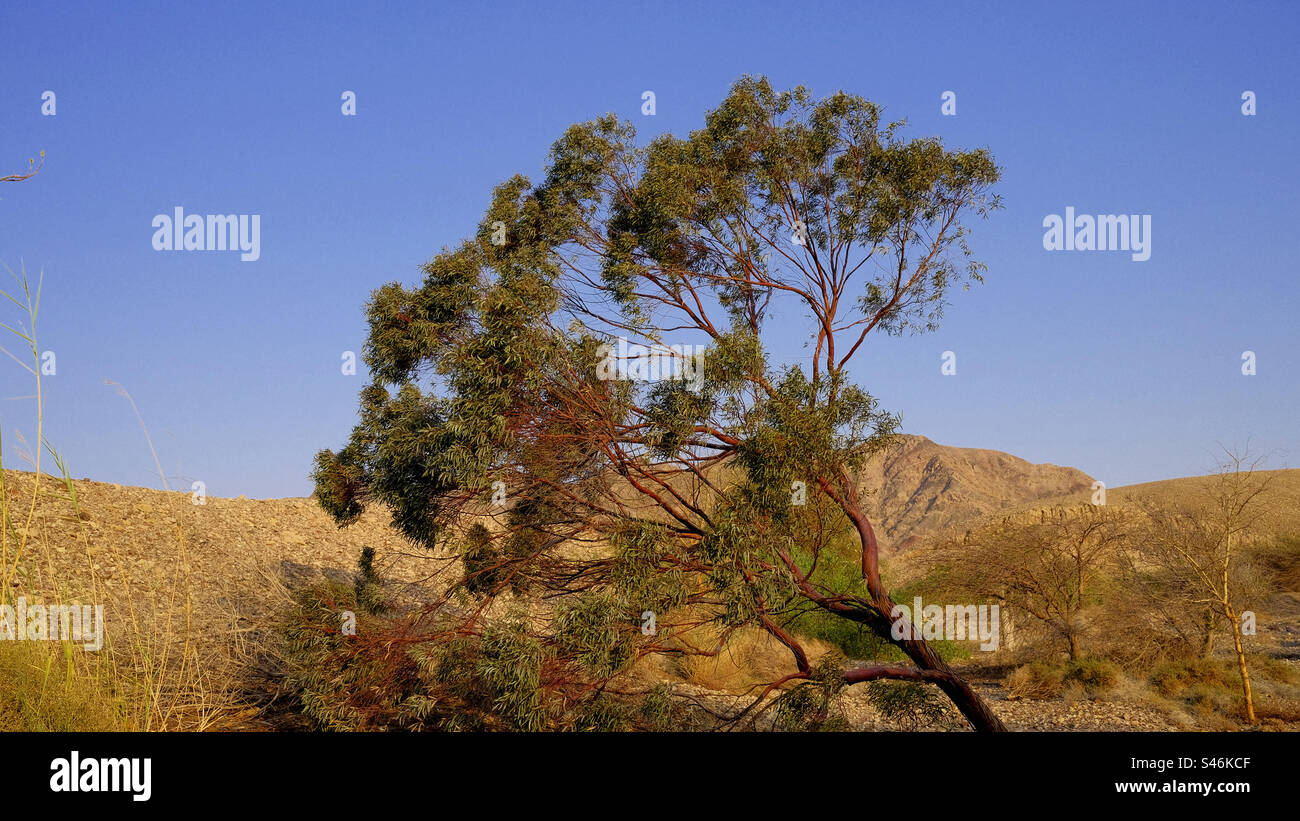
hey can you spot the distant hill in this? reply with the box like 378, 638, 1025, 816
1106, 469, 1300, 537
894, 464, 1300, 561
1, 435, 1101, 579
20, 443, 1293, 609
856, 435, 1096, 553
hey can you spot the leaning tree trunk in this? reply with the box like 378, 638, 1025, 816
825, 473, 1008, 732
893, 621, 1008, 732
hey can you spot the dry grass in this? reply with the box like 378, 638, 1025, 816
0, 640, 125, 731
1, 264, 235, 730
648, 616, 833, 694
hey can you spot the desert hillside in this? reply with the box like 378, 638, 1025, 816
3, 442, 1295, 731
1107, 470, 1300, 536
2, 434, 1095, 600
858, 435, 1096, 553
0, 435, 1096, 678
923, 467, 1300, 547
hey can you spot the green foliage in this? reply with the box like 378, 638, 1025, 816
644, 379, 714, 460
460, 522, 513, 595
638, 683, 687, 731
311, 446, 365, 526
573, 693, 631, 732
434, 617, 548, 731
867, 680, 951, 729
474, 619, 547, 730
796, 610, 905, 661
354, 546, 387, 615
279, 579, 422, 731
609, 521, 689, 615
700, 502, 802, 627
739, 368, 898, 508
775, 651, 849, 731
554, 591, 638, 678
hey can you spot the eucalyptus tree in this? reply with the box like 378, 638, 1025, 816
314, 77, 1005, 731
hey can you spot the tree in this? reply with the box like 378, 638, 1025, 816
1124, 450, 1272, 724
314, 77, 1005, 730
933, 504, 1130, 660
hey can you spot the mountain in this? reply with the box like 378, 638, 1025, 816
856, 435, 1096, 553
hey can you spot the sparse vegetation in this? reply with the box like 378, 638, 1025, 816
1124, 450, 1272, 723
0, 641, 125, 731
1065, 657, 1123, 695
933, 504, 1129, 661
2, 263, 235, 731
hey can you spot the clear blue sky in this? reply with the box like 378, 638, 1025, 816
1, 0, 1296, 498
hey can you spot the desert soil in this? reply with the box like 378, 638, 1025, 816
4, 465, 1296, 731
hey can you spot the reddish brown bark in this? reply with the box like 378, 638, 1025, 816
819, 471, 1008, 732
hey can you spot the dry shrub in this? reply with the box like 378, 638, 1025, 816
673, 621, 831, 693
1004, 661, 1065, 699
1255, 698, 1300, 723
2, 266, 239, 730
1148, 657, 1236, 698
1066, 657, 1123, 694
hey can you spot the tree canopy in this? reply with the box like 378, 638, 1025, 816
314, 76, 1005, 731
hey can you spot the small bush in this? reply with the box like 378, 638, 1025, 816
1146, 657, 1257, 724
1183, 683, 1243, 726
1065, 657, 1122, 694
1149, 657, 1235, 698
1246, 653, 1300, 685
279, 578, 422, 730
1004, 661, 1065, 699
353, 546, 387, 615
573, 694, 630, 732
638, 683, 687, 731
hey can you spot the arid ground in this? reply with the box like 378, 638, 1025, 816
4, 435, 1297, 731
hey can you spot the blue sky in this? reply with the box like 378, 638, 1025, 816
1, 0, 1296, 498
